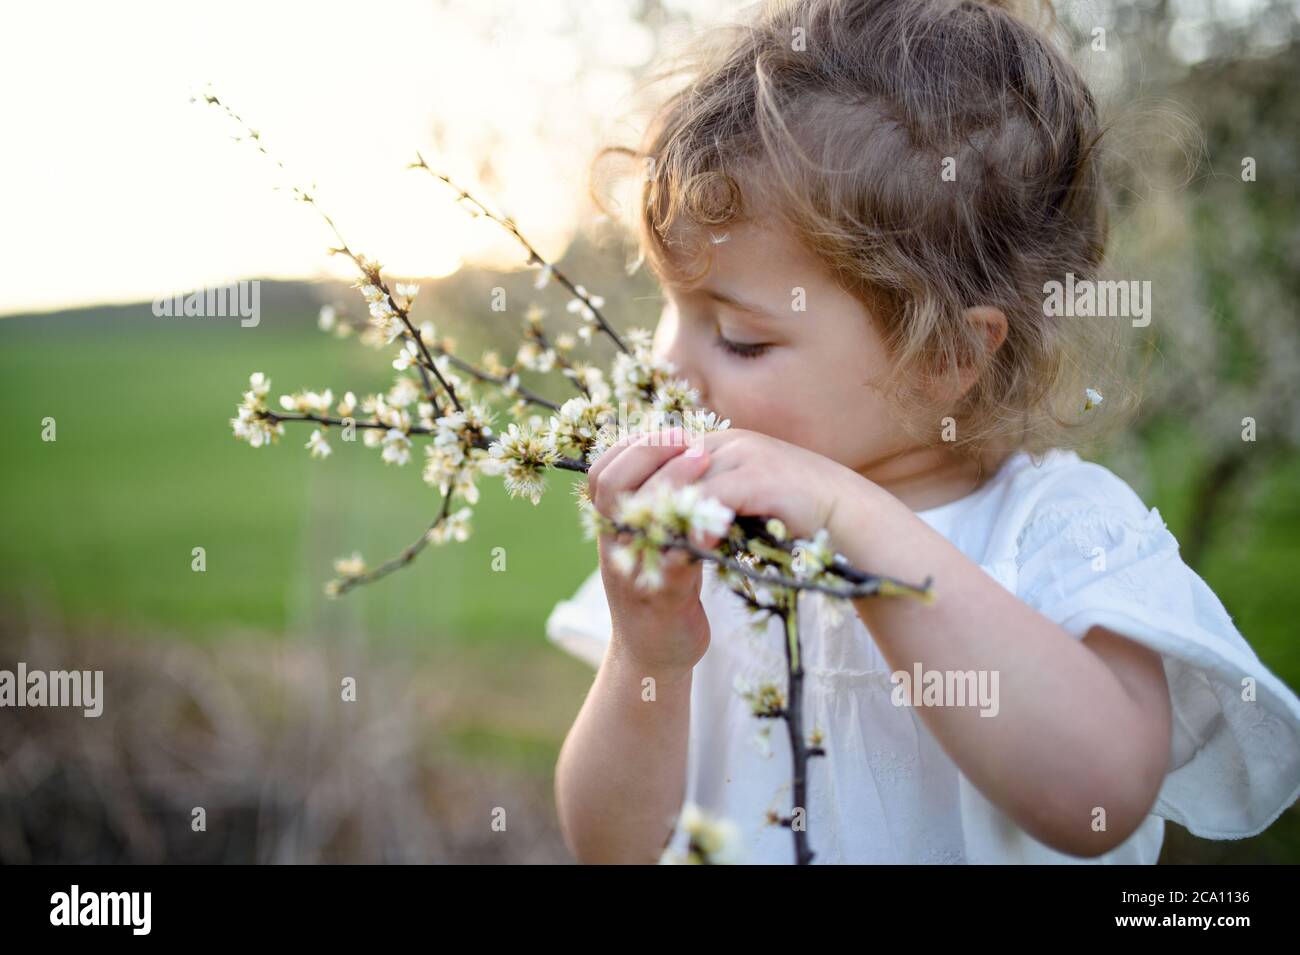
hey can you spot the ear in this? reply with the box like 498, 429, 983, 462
964, 305, 1008, 356
941, 306, 1008, 402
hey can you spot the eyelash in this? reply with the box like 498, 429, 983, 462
714, 331, 771, 360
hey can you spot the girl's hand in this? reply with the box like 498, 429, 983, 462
586, 427, 715, 674
679, 427, 865, 543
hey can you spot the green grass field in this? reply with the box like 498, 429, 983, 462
0, 300, 598, 655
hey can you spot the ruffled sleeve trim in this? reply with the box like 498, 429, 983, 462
1004, 493, 1300, 840
1055, 603, 1300, 840
544, 566, 610, 669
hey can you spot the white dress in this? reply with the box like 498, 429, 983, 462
545, 448, 1300, 863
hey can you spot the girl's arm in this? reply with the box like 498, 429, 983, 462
559, 428, 722, 867
832, 480, 1174, 857
554, 634, 694, 864
556, 428, 716, 863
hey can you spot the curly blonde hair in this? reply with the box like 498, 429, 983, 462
598, 0, 1139, 464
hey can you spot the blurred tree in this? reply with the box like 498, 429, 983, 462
1059, 0, 1300, 569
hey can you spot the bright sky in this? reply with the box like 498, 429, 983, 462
1, 0, 1269, 316
0, 0, 725, 316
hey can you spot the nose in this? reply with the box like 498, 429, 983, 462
652, 306, 708, 405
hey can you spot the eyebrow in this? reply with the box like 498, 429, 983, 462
697, 287, 785, 322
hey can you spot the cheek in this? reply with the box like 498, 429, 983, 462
710, 350, 830, 438
718, 344, 899, 461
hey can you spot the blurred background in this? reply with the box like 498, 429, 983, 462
0, 0, 1297, 863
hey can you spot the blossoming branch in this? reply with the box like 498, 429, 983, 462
199, 87, 933, 863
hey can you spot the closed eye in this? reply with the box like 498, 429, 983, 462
714, 331, 771, 359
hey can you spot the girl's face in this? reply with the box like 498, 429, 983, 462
650, 217, 914, 479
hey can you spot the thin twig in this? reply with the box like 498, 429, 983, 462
410, 153, 631, 356
605, 519, 934, 601
331, 490, 457, 596
262, 411, 434, 435
779, 605, 815, 865
197, 91, 460, 414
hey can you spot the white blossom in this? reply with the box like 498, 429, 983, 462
652, 378, 701, 416
427, 507, 472, 545
624, 327, 653, 350
421, 403, 495, 501
690, 494, 735, 539
548, 395, 615, 460
333, 552, 366, 577
388, 376, 421, 409
565, 284, 604, 322
306, 429, 331, 459
733, 674, 785, 716
230, 372, 284, 448
610, 544, 638, 577
635, 554, 664, 592
381, 428, 412, 466
278, 389, 334, 416
606, 482, 736, 591
393, 341, 421, 371
577, 492, 610, 541
682, 408, 731, 437
230, 404, 283, 448
611, 347, 677, 405
791, 528, 834, 580
367, 298, 403, 343
659, 803, 743, 865
485, 422, 558, 505
516, 340, 556, 373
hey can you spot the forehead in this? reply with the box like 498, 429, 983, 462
657, 214, 835, 305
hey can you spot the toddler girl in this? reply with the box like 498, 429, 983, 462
548, 0, 1300, 863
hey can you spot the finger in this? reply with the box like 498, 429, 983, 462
681, 427, 735, 460
637, 444, 711, 497
587, 426, 689, 486
590, 429, 691, 517
586, 429, 642, 485
587, 427, 685, 506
